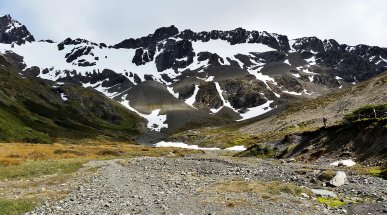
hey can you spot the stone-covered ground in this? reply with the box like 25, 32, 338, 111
27, 153, 387, 215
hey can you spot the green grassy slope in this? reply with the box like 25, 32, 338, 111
0, 55, 144, 143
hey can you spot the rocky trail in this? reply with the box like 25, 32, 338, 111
27, 153, 387, 215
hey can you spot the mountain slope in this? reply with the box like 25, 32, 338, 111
169, 71, 387, 149
0, 54, 144, 143
239, 70, 387, 136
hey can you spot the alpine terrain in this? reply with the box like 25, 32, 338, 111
0, 13, 386, 215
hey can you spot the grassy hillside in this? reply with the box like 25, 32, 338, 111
238, 105, 387, 165
0, 55, 144, 143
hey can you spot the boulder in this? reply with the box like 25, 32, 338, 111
329, 171, 347, 187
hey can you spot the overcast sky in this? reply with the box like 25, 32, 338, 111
1, 0, 386, 46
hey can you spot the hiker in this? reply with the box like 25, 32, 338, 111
323, 117, 327, 127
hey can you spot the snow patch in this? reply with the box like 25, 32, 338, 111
167, 87, 179, 98
284, 59, 291, 65
306, 56, 317, 66
247, 68, 277, 87
302, 69, 318, 75
273, 92, 281, 98
237, 100, 274, 121
205, 76, 215, 82
330, 159, 356, 167
225, 145, 247, 151
191, 40, 275, 59
154, 141, 246, 151
211, 82, 236, 113
292, 73, 301, 78
308, 76, 314, 82
283, 91, 302, 96
155, 141, 220, 151
120, 97, 168, 132
60, 93, 68, 101
185, 85, 199, 107
288, 39, 297, 52
335, 76, 343, 80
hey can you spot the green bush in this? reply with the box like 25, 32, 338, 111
343, 104, 387, 123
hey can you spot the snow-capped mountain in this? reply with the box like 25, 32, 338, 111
1, 14, 386, 133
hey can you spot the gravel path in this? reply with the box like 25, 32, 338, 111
27, 155, 387, 215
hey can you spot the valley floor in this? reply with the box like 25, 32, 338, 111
24, 152, 387, 215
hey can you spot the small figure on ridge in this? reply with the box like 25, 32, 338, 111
323, 116, 327, 127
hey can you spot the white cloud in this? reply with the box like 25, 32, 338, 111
0, 0, 386, 46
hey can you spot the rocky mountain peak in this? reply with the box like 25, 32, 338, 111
0, 14, 35, 45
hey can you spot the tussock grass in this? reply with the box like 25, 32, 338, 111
0, 140, 199, 168
318, 170, 337, 181
349, 165, 383, 177
0, 198, 37, 215
0, 159, 86, 180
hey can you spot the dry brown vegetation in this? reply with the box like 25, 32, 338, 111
0, 140, 201, 214
0, 140, 199, 167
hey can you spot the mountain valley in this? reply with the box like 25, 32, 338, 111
0, 13, 386, 215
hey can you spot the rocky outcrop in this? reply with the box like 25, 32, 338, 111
176, 28, 290, 52
155, 39, 194, 72
58, 38, 99, 50
292, 37, 325, 53
0, 14, 35, 45
65, 46, 94, 63
220, 78, 276, 109
113, 25, 179, 49
274, 75, 304, 93
194, 82, 223, 110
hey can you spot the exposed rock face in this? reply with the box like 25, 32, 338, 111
195, 82, 223, 110
57, 69, 134, 98
66, 46, 94, 63
113, 25, 179, 49
0, 15, 35, 45
274, 75, 304, 93
292, 37, 325, 53
176, 28, 290, 52
155, 39, 194, 72
220, 79, 269, 109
